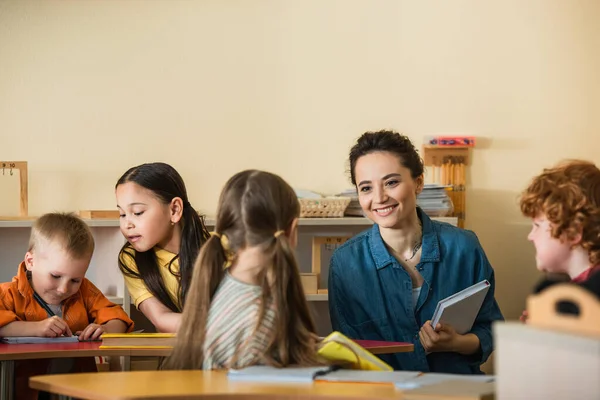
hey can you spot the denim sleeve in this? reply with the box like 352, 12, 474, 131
328, 253, 360, 339
469, 236, 504, 365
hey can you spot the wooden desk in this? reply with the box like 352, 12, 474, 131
30, 370, 495, 400
0, 342, 169, 400
30, 370, 401, 400
0, 341, 133, 362
3, 340, 412, 400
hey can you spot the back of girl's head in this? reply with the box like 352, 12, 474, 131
349, 130, 424, 185
116, 162, 209, 311
520, 160, 600, 264
214, 169, 300, 250
163, 170, 320, 370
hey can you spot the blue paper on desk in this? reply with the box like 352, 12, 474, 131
1, 336, 80, 344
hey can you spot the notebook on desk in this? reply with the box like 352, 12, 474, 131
395, 373, 495, 390
1, 336, 80, 344
228, 365, 422, 384
316, 369, 421, 384
99, 332, 176, 349
228, 365, 335, 383
399, 378, 495, 400
431, 280, 490, 334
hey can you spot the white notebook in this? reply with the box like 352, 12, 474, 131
227, 365, 334, 383
318, 370, 421, 384
430, 280, 490, 334
395, 373, 495, 390
1, 336, 79, 344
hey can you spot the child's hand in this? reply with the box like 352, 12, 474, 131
37, 316, 73, 337
519, 310, 529, 323
76, 323, 106, 341
418, 320, 458, 354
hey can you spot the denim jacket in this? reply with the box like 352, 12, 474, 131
328, 209, 504, 374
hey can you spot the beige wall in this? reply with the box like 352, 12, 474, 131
1, 0, 599, 321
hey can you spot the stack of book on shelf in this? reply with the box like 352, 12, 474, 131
417, 184, 453, 217
337, 188, 363, 217
99, 333, 176, 349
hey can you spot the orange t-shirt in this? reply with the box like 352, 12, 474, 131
0, 262, 134, 331
0, 262, 134, 400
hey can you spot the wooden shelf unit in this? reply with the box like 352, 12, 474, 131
422, 146, 470, 228
0, 216, 458, 340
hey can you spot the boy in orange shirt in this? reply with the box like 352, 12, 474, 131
520, 160, 600, 320
0, 212, 134, 399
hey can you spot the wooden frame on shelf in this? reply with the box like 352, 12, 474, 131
311, 236, 351, 293
0, 161, 28, 218
78, 210, 121, 219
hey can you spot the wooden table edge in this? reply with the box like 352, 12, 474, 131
0, 348, 135, 361
29, 374, 402, 400
367, 344, 414, 354
29, 377, 123, 400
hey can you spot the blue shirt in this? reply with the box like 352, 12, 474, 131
328, 209, 504, 374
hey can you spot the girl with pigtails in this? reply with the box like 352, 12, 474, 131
162, 170, 322, 369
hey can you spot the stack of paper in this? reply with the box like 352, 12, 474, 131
337, 188, 363, 217
417, 184, 453, 217
294, 189, 323, 199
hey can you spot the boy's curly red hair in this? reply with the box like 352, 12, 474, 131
520, 160, 600, 265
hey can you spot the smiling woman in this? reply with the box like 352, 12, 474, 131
328, 130, 504, 374
115, 162, 210, 333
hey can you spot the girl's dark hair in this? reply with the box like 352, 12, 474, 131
348, 130, 424, 185
116, 162, 209, 312
162, 170, 320, 370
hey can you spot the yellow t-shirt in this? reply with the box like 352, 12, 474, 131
120, 247, 181, 311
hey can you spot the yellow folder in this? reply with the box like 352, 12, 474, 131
317, 331, 393, 371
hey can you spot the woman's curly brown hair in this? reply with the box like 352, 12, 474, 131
520, 160, 600, 265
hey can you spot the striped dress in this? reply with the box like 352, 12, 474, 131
202, 273, 277, 369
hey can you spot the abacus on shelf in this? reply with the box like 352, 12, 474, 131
0, 161, 28, 218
